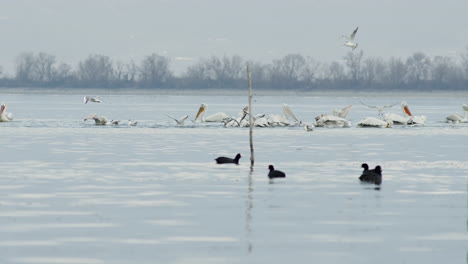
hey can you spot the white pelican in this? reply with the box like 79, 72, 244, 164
446, 104, 468, 123
84, 96, 101, 104
342, 26, 359, 50
110, 120, 120, 125
333, 105, 353, 118
315, 115, 351, 128
360, 101, 398, 116
357, 117, 393, 128
267, 104, 301, 126
84, 114, 109, 125
128, 120, 138, 126
384, 102, 426, 125
193, 103, 229, 122
166, 114, 189, 125
400, 102, 426, 125
0, 103, 13, 122
254, 114, 269, 127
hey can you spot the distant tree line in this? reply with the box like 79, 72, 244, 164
1, 48, 468, 91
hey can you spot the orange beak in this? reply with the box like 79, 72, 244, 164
403, 105, 412, 116
195, 105, 205, 121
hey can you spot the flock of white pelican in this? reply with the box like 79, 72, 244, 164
1, 98, 467, 129
167, 101, 467, 130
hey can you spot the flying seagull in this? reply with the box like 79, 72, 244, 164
343, 27, 359, 50
360, 101, 398, 116
84, 96, 101, 104
166, 114, 189, 125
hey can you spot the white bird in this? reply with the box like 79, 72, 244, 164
384, 102, 426, 125
110, 120, 120, 125
84, 96, 101, 104
0, 103, 13, 122
166, 114, 189, 125
315, 115, 351, 128
193, 103, 229, 122
342, 26, 359, 50
128, 120, 138, 126
446, 104, 468, 123
84, 114, 109, 125
357, 117, 393, 128
253, 114, 269, 127
360, 101, 398, 116
267, 104, 301, 126
333, 105, 353, 118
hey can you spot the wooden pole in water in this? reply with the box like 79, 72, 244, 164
247, 64, 254, 168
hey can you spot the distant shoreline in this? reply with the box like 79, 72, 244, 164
1, 87, 467, 98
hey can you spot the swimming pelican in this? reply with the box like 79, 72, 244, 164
360, 101, 398, 116
215, 153, 241, 164
84, 96, 101, 104
166, 114, 189, 125
193, 103, 229, 122
0, 104, 13, 122
84, 114, 109, 125
267, 104, 301, 126
400, 102, 426, 125
315, 115, 351, 128
357, 117, 393, 128
268, 165, 286, 179
128, 120, 138, 126
446, 104, 468, 123
384, 102, 426, 125
110, 120, 120, 125
342, 26, 359, 50
333, 105, 353, 118
254, 114, 270, 127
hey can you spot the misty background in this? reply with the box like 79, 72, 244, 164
1, 0, 468, 90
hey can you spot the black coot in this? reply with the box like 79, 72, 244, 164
268, 165, 286, 178
215, 153, 241, 165
359, 163, 382, 185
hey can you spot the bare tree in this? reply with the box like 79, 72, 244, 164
405, 52, 431, 83
431, 56, 457, 83
460, 46, 468, 80
125, 60, 138, 82
385, 57, 407, 86
247, 61, 268, 82
325, 61, 346, 82
139, 53, 171, 87
34, 52, 56, 82
54, 62, 73, 83
300, 57, 322, 86
15, 52, 36, 82
361, 57, 386, 84
186, 61, 210, 80
343, 50, 364, 81
114, 60, 126, 81
77, 54, 114, 85
269, 54, 306, 87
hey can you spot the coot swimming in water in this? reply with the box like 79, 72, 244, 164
359, 164, 382, 185
215, 153, 241, 165
268, 165, 286, 178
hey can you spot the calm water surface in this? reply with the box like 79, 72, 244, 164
0, 93, 467, 264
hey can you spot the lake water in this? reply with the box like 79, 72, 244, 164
0, 92, 467, 264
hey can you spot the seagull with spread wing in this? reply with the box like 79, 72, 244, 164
342, 27, 359, 50
166, 114, 189, 126
360, 101, 398, 116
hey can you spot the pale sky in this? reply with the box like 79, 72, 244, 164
1, 0, 468, 75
